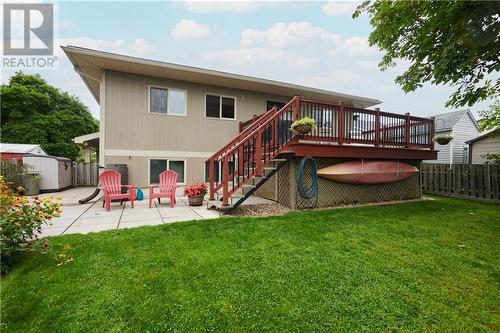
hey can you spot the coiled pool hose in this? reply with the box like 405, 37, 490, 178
296, 156, 318, 200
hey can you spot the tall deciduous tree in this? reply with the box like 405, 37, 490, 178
1, 72, 98, 160
354, 1, 500, 108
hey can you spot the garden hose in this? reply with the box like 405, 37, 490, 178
296, 156, 319, 201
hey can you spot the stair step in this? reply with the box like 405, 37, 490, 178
271, 158, 287, 163
207, 200, 233, 210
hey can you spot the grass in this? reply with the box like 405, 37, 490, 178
1, 196, 499, 332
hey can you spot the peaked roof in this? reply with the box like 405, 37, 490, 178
0, 143, 47, 155
433, 109, 479, 132
61, 45, 382, 108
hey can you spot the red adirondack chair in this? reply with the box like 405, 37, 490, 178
148, 170, 177, 208
98, 169, 135, 211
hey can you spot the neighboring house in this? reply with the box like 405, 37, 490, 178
0, 143, 47, 160
466, 130, 500, 164
425, 110, 480, 164
64, 46, 437, 209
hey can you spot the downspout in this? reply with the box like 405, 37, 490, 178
449, 129, 454, 167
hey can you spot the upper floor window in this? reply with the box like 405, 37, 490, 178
149, 86, 186, 116
206, 94, 235, 120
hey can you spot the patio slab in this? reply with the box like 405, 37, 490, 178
35, 187, 223, 236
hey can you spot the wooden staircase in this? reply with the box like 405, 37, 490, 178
206, 96, 300, 210
207, 157, 290, 212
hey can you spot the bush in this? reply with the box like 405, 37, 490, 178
483, 152, 500, 165
0, 176, 64, 274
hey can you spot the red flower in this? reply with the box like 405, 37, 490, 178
184, 182, 207, 197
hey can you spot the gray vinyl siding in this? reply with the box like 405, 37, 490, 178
103, 70, 291, 186
451, 113, 480, 163
428, 130, 452, 164
104, 70, 290, 153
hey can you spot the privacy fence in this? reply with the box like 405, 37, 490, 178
72, 162, 98, 187
421, 163, 499, 204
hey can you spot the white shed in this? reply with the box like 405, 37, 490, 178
22, 154, 72, 192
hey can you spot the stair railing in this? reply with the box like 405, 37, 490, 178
217, 96, 299, 205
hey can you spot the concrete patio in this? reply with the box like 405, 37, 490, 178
37, 187, 222, 237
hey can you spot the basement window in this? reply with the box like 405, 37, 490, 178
205, 94, 236, 119
149, 159, 185, 184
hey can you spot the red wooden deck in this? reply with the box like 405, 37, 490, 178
206, 96, 436, 206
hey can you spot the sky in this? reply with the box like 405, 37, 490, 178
1, 0, 496, 120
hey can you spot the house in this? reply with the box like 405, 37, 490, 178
426, 110, 480, 164
64, 45, 436, 209
466, 130, 500, 164
0, 143, 47, 160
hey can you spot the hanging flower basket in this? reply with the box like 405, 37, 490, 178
294, 125, 313, 135
290, 117, 316, 135
184, 182, 207, 206
433, 134, 454, 145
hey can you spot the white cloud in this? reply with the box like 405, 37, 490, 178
322, 2, 359, 16
172, 19, 211, 40
241, 21, 341, 48
183, 1, 258, 13
330, 36, 380, 58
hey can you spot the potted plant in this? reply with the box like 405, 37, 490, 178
433, 134, 454, 145
290, 117, 317, 135
184, 181, 207, 206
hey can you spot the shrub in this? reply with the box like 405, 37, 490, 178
482, 152, 500, 165
290, 117, 317, 132
0, 176, 65, 274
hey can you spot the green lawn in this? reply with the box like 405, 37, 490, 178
1, 196, 499, 332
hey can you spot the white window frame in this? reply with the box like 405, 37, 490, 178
204, 93, 237, 121
148, 85, 187, 117
148, 158, 187, 185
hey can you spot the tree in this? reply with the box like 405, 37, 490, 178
354, 1, 500, 108
478, 100, 500, 136
1, 72, 98, 160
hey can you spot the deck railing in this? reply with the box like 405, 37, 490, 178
206, 96, 435, 206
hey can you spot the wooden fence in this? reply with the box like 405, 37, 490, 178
421, 163, 499, 204
73, 162, 98, 187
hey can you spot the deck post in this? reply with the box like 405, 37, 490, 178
430, 116, 435, 150
375, 107, 380, 147
222, 156, 229, 206
293, 95, 300, 121
209, 158, 215, 200
338, 102, 344, 146
272, 106, 278, 146
255, 128, 263, 177
238, 145, 244, 180
405, 112, 410, 148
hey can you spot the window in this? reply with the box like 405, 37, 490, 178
149, 86, 186, 116
149, 159, 185, 184
266, 100, 286, 111
206, 95, 220, 118
168, 90, 186, 115
150, 87, 167, 114
205, 94, 235, 119
204, 160, 234, 183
